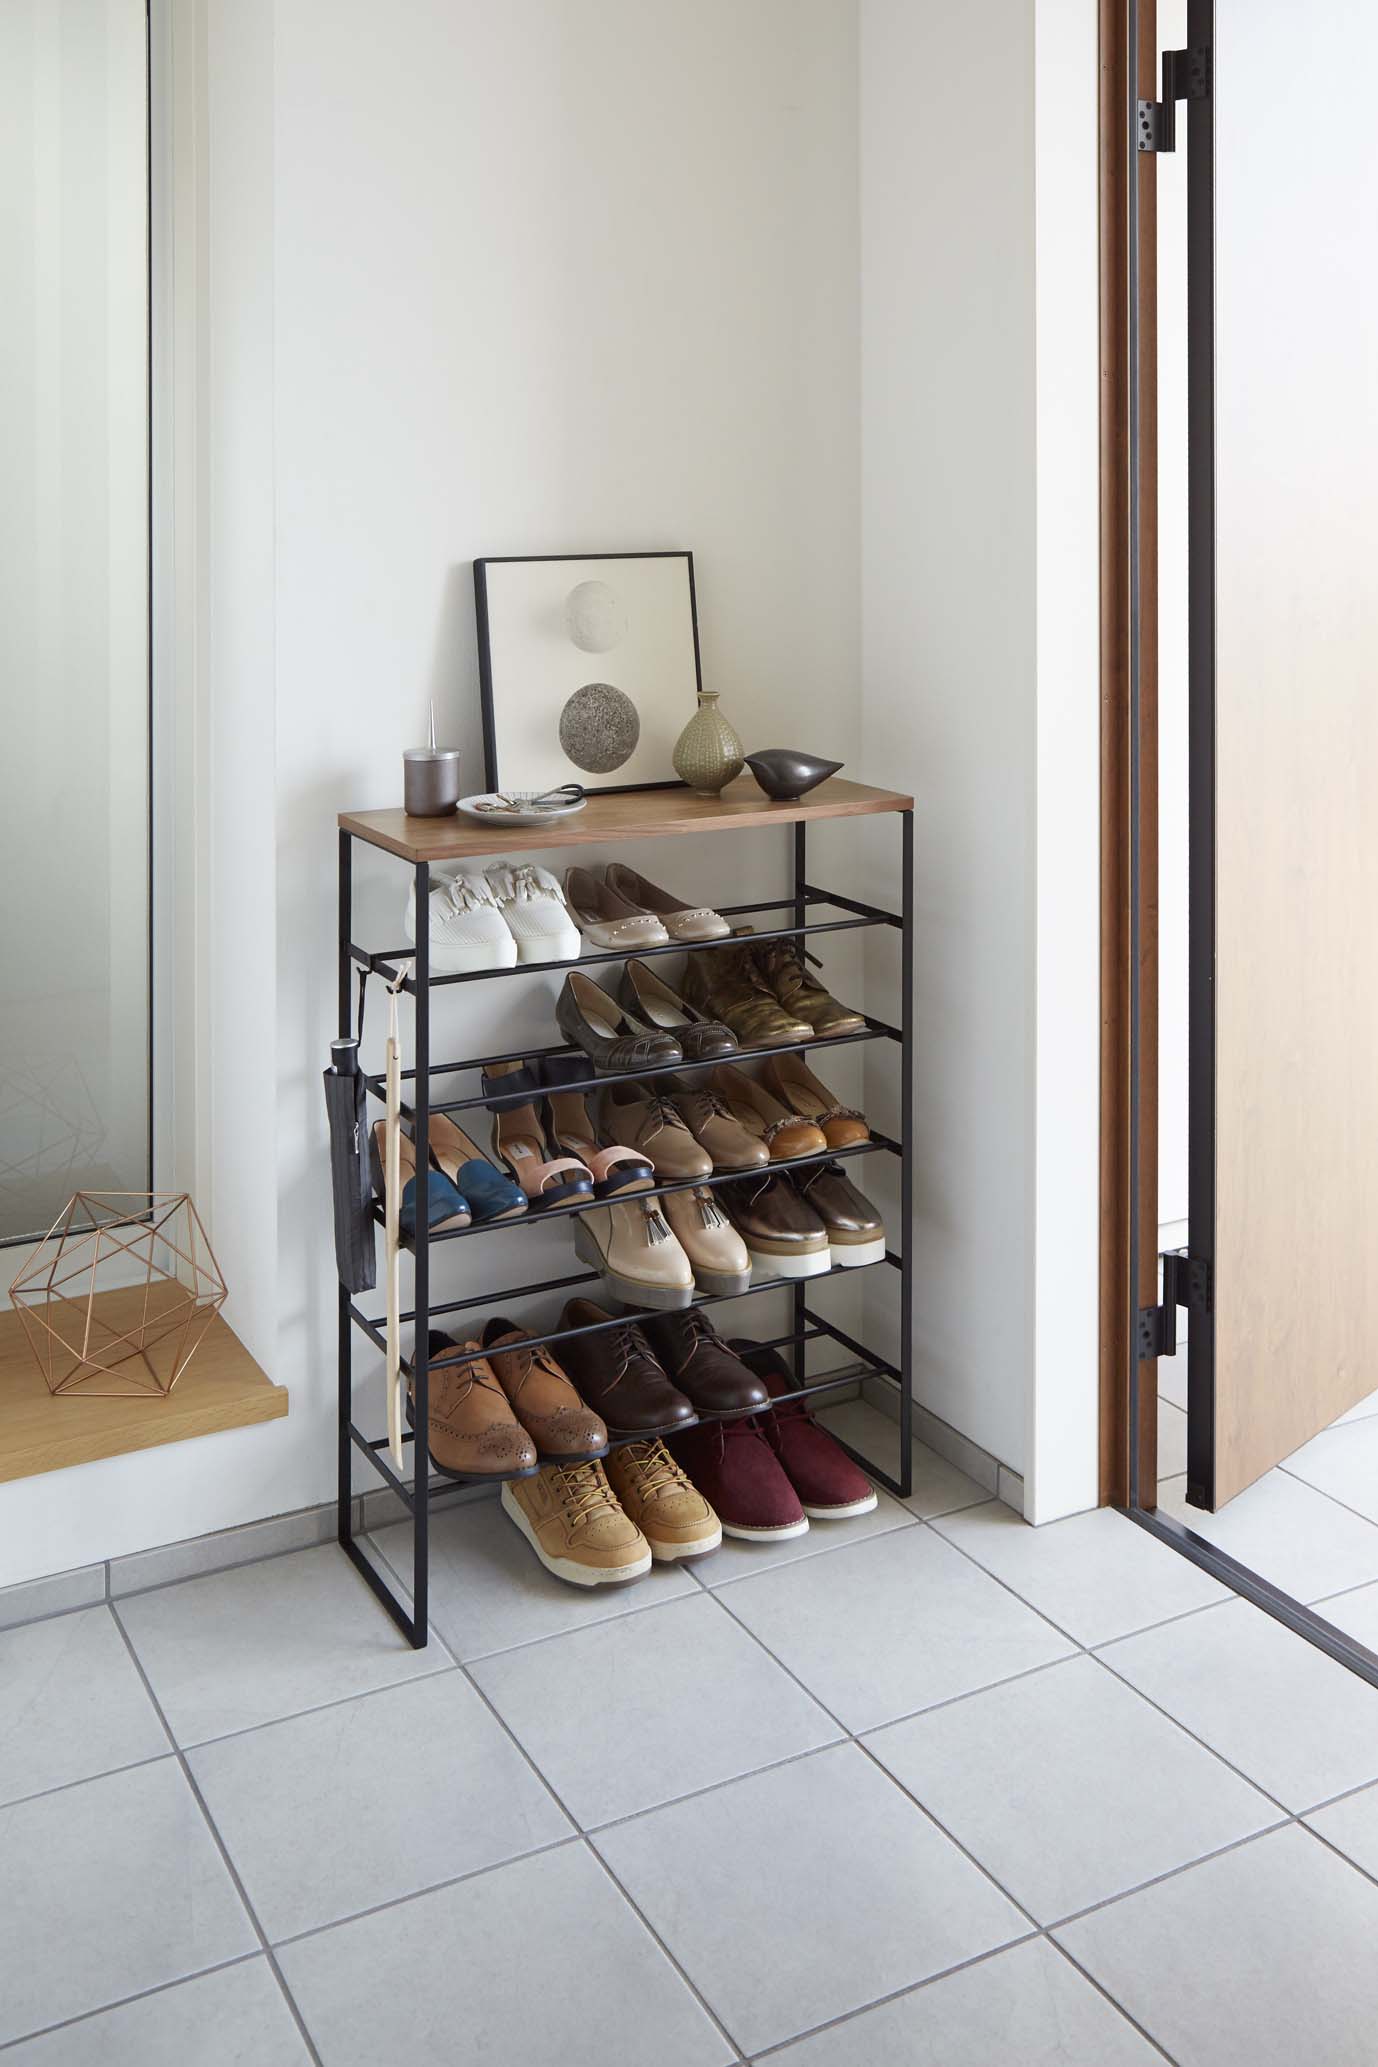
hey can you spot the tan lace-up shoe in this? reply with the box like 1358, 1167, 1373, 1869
501, 1461, 652, 1587
415, 1337, 538, 1480
481, 1318, 609, 1461
605, 1440, 722, 1562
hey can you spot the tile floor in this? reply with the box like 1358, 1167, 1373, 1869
7, 1403, 1378, 2063
1157, 1342, 1378, 1625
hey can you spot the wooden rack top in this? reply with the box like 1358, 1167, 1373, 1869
339, 775, 912, 865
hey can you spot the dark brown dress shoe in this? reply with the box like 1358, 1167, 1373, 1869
642, 1308, 769, 1417
752, 939, 866, 1038
481, 1318, 610, 1461
417, 1334, 540, 1479
556, 971, 682, 1074
792, 1164, 886, 1267
719, 1172, 831, 1280
556, 1299, 698, 1437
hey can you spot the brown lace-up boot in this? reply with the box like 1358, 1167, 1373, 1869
681, 944, 812, 1048
751, 939, 865, 1039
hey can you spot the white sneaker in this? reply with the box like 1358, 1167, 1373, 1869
404, 868, 517, 973
483, 860, 582, 965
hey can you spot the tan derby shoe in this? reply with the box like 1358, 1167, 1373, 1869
415, 1336, 539, 1479
671, 1079, 770, 1172
480, 1318, 609, 1461
501, 1462, 652, 1587
605, 1440, 722, 1562
598, 1081, 712, 1180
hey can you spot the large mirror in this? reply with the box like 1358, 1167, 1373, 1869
0, 0, 151, 1245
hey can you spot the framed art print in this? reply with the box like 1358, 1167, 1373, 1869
474, 551, 702, 794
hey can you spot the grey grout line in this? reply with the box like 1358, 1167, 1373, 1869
701, 1511, 923, 1595
1048, 1937, 1183, 2066
1044, 1818, 1293, 1934
582, 1737, 848, 1843
1297, 1813, 1378, 1898
583, 1837, 749, 2066
745, 1938, 1040, 2062
1261, 1460, 1378, 1552
105, 1601, 326, 2067
0, 1745, 178, 1818
108, 1532, 342, 1608
268, 1834, 586, 1953
915, 1513, 1096, 1655
688, 1549, 1052, 1941
0, 1592, 111, 1637
1085, 1647, 1298, 1819
1293, 1768, 1378, 1820
850, 1731, 1044, 1933
1304, 1571, 1378, 1616
0, 1953, 268, 2058
361, 1527, 714, 1667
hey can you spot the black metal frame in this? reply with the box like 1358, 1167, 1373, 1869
473, 550, 702, 797
1121, 0, 1378, 1694
337, 811, 915, 1647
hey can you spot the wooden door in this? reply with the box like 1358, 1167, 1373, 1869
1188, 0, 1378, 1507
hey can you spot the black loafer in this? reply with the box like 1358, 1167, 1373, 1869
556, 971, 683, 1074
619, 959, 738, 1060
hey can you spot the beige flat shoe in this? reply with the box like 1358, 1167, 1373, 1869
708, 1065, 829, 1164
564, 867, 669, 951
760, 1054, 870, 1149
604, 863, 730, 943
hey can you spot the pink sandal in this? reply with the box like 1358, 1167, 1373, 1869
483, 1061, 596, 1211
543, 1065, 655, 1199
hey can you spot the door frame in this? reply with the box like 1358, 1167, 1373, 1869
1099, 0, 1378, 1689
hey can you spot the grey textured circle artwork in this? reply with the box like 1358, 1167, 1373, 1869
564, 579, 627, 654
559, 682, 640, 773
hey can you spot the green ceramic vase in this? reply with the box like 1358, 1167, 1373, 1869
672, 691, 745, 797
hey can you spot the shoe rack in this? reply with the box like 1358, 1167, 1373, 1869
337, 777, 914, 1647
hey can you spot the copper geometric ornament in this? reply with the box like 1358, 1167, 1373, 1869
8, 1192, 228, 1399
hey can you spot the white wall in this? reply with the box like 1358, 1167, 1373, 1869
1, 0, 866, 1586
859, 0, 1100, 1517
3, 0, 1105, 1585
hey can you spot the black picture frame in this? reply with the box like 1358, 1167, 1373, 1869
473, 550, 703, 796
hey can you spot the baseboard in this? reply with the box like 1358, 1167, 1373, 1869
859, 1376, 1022, 1513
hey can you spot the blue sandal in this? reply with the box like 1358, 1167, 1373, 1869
422, 1113, 528, 1222
369, 1121, 469, 1236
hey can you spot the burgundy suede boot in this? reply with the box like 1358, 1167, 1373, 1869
666, 1416, 807, 1541
731, 1339, 879, 1520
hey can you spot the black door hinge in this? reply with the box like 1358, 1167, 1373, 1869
1137, 1250, 1212, 1361
1137, 45, 1210, 153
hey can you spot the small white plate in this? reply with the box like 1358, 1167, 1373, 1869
458, 791, 588, 827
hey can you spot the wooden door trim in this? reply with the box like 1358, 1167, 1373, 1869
1099, 0, 1159, 1506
